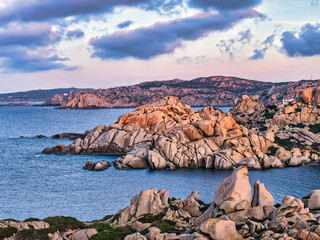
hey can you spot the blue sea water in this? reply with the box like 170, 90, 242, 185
0, 104, 319, 221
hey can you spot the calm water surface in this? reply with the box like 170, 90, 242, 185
0, 104, 319, 221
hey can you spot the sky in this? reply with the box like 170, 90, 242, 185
0, 0, 319, 93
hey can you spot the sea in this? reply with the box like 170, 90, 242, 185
0, 103, 319, 221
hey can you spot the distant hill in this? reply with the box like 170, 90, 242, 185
42, 76, 320, 108
0, 88, 92, 102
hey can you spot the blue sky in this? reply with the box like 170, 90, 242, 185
0, 0, 319, 93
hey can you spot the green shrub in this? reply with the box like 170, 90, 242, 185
267, 105, 277, 110
259, 126, 268, 131
89, 226, 133, 240
111, 213, 120, 222
290, 123, 305, 128
15, 228, 56, 240
153, 220, 180, 234
24, 218, 41, 222
102, 215, 113, 221
87, 223, 113, 232
264, 111, 275, 119
309, 124, 320, 134
0, 226, 18, 240
268, 146, 279, 155
274, 136, 296, 150
139, 214, 165, 223
43, 216, 85, 231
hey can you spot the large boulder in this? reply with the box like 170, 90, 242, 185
213, 166, 252, 214
114, 188, 170, 224
300, 87, 320, 105
302, 190, 320, 210
199, 218, 243, 240
72, 229, 98, 240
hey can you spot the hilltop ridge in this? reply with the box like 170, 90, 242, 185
43, 76, 320, 108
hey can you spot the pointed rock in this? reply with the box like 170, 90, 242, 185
252, 180, 274, 208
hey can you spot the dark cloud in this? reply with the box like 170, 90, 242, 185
249, 33, 275, 59
0, 46, 72, 73
189, 0, 262, 10
65, 29, 85, 40
0, 22, 60, 47
0, 0, 186, 25
217, 29, 253, 58
117, 20, 134, 29
90, 10, 262, 60
281, 23, 320, 57
0, 0, 149, 24
0, 23, 74, 72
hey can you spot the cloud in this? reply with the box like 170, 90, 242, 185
189, 0, 262, 10
0, 22, 60, 47
65, 29, 85, 40
90, 10, 262, 60
0, 46, 72, 73
249, 33, 275, 59
217, 29, 253, 58
281, 23, 320, 57
311, 0, 319, 6
176, 55, 205, 64
0, 22, 73, 72
117, 20, 134, 29
0, 0, 149, 24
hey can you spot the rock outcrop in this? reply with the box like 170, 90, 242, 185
0, 102, 30, 106
114, 188, 170, 225
44, 96, 279, 170
44, 92, 320, 170
83, 161, 111, 171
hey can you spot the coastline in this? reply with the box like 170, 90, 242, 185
1, 166, 319, 240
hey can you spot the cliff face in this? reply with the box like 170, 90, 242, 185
42, 76, 320, 108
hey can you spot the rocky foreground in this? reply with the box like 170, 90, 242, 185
43, 87, 320, 171
43, 76, 320, 108
1, 166, 319, 240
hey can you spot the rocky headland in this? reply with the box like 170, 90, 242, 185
42, 76, 320, 108
1, 167, 319, 240
43, 86, 320, 171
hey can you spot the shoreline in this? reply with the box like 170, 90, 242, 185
1, 166, 319, 240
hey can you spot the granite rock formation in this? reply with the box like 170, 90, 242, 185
44, 88, 320, 170
44, 96, 281, 170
